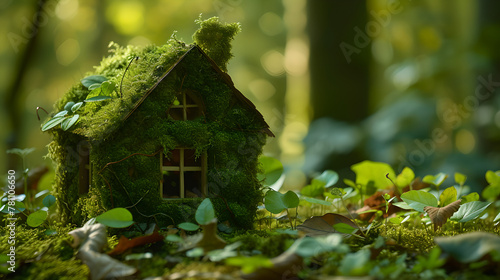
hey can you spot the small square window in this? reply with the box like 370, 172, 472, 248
167, 91, 203, 121
160, 148, 207, 199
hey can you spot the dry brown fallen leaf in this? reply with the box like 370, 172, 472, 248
297, 213, 359, 237
69, 223, 137, 280
424, 199, 461, 231
108, 231, 164, 256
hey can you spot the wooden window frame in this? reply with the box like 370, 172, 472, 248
160, 148, 207, 199
168, 91, 203, 121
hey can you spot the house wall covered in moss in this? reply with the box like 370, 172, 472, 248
45, 18, 272, 229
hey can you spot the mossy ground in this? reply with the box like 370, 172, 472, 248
1, 212, 499, 279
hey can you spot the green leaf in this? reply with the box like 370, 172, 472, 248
400, 190, 438, 212
460, 192, 479, 204
166, 234, 183, 243
41, 116, 67, 131
64, 102, 75, 112
494, 212, 500, 223
195, 198, 215, 225
42, 195, 56, 208
54, 110, 69, 117
257, 155, 283, 187
450, 201, 492, 223
225, 255, 273, 274
84, 96, 113, 102
332, 222, 358, 234
100, 81, 116, 96
6, 148, 35, 158
88, 83, 101, 90
81, 75, 108, 88
27, 210, 48, 227
329, 187, 346, 198
396, 167, 415, 188
301, 180, 325, 197
287, 234, 345, 257
454, 172, 467, 185
435, 232, 500, 263
351, 160, 396, 190
178, 222, 200, 231
482, 170, 500, 200
44, 229, 57, 236
300, 196, 331, 206
61, 114, 79, 131
486, 170, 500, 185
343, 178, 356, 188
186, 248, 204, 258
0, 201, 26, 214
264, 190, 299, 214
423, 172, 448, 187
71, 102, 83, 113
439, 187, 457, 207
96, 207, 134, 228
389, 217, 404, 224
313, 170, 339, 188
392, 201, 413, 210
339, 249, 371, 276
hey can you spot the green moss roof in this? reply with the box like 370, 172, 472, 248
48, 41, 273, 141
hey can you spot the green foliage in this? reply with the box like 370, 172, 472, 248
461, 192, 479, 203
450, 201, 492, 223
6, 147, 35, 158
193, 16, 241, 72
301, 170, 339, 198
81, 75, 108, 88
27, 210, 48, 227
287, 234, 347, 257
395, 167, 415, 189
257, 155, 284, 188
95, 207, 134, 228
438, 187, 457, 207
195, 198, 215, 225
454, 172, 467, 185
314, 170, 339, 188
482, 170, 500, 200
435, 232, 500, 263
339, 249, 371, 276
301, 180, 325, 197
178, 222, 199, 231
351, 160, 395, 191
43, 195, 57, 208
422, 172, 448, 187
41, 101, 83, 131
400, 190, 438, 212
412, 247, 445, 274
264, 190, 299, 214
225, 255, 273, 274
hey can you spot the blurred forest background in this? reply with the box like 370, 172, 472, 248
1, 0, 500, 192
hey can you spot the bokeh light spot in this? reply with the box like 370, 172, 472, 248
106, 0, 144, 35
261, 50, 285, 76
56, 39, 80, 66
284, 38, 308, 76
259, 12, 284, 36
455, 129, 475, 154
55, 0, 79, 21
248, 79, 276, 102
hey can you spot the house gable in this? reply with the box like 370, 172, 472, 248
47, 37, 271, 229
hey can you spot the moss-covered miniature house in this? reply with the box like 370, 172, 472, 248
45, 18, 273, 229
